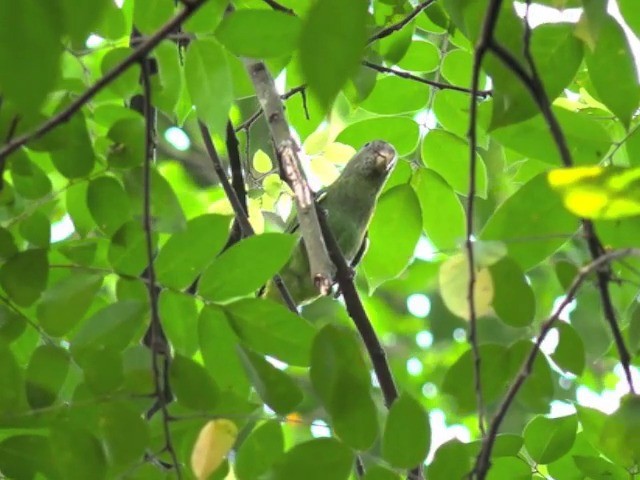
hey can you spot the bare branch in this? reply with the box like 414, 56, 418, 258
234, 85, 306, 133
472, 248, 640, 479
367, 0, 437, 45
139, 58, 181, 478
261, 0, 295, 15
466, 0, 505, 442
363, 61, 492, 97
0, 0, 209, 159
243, 59, 334, 297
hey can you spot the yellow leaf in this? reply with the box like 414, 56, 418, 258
547, 166, 602, 187
310, 156, 340, 185
191, 419, 238, 480
323, 142, 356, 164
439, 253, 494, 320
253, 149, 273, 174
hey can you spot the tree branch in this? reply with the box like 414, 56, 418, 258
243, 59, 334, 297
466, 0, 505, 443
362, 61, 492, 97
367, 0, 438, 45
139, 57, 181, 478
234, 85, 306, 133
472, 248, 640, 479
0, 0, 209, 159
261, 0, 295, 15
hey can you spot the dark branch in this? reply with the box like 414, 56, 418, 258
362, 61, 491, 97
466, 0, 505, 445
0, 115, 19, 190
235, 85, 306, 133
367, 0, 437, 45
139, 57, 181, 478
0, 0, 209, 159
261, 0, 295, 15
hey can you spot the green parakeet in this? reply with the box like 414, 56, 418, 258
262, 140, 397, 306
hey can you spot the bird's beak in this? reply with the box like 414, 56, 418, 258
374, 142, 397, 173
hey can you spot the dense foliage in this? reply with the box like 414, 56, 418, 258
0, 0, 639, 479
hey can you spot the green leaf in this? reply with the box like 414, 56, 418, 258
362, 185, 422, 291
443, 345, 509, 414
396, 40, 440, 72
0, 304, 26, 344
62, 0, 111, 45
71, 300, 147, 359
66, 182, 94, 237
80, 350, 124, 395
50, 423, 107, 480
0, 249, 48, 307
619, 0, 640, 39
530, 23, 583, 102
273, 438, 353, 480
122, 166, 186, 233
552, 322, 585, 375
107, 117, 145, 169
584, 14, 640, 127
599, 395, 640, 468
427, 440, 474, 480
441, 49, 476, 88
133, 0, 174, 34
225, 299, 316, 367
185, 39, 233, 137
183, 0, 226, 34
548, 166, 640, 220
480, 173, 579, 270
159, 290, 198, 357
485, 457, 530, 480
9, 150, 52, 200
490, 257, 535, 327
573, 455, 627, 480
299, 0, 368, 110
488, 107, 611, 167
170, 354, 219, 411
151, 41, 183, 114
199, 305, 251, 397
98, 402, 149, 470
25, 345, 69, 409
0, 228, 17, 261
108, 221, 154, 277
360, 76, 430, 115
0, 0, 62, 115
199, 233, 297, 302
216, 10, 301, 58
19, 211, 50, 248
421, 129, 487, 198
524, 414, 577, 464
237, 345, 303, 415
49, 113, 96, 179
0, 435, 57, 480
0, 343, 25, 414
155, 214, 230, 290
336, 117, 420, 157
362, 466, 402, 480
412, 168, 465, 251
310, 325, 379, 450
382, 393, 430, 469
235, 421, 284, 480
100, 48, 140, 98
86, 176, 131, 236
507, 340, 554, 412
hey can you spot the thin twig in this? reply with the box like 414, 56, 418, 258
605, 121, 640, 164
140, 58, 181, 478
198, 121, 298, 312
367, 0, 437, 45
0, 0, 209, 159
0, 116, 19, 190
223, 120, 247, 250
472, 248, 640, 479
234, 85, 306, 133
466, 0, 505, 442
315, 207, 423, 480
363, 61, 492, 97
261, 0, 295, 15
